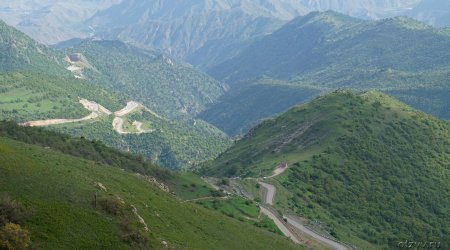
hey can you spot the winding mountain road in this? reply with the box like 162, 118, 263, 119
285, 216, 348, 250
259, 206, 301, 244
111, 102, 154, 134
258, 163, 350, 249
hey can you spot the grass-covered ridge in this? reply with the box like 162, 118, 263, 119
0, 124, 298, 249
203, 90, 450, 248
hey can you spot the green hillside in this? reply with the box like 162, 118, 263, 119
66, 40, 228, 118
203, 90, 450, 248
198, 81, 320, 136
0, 19, 231, 170
203, 11, 450, 135
0, 122, 298, 249
50, 114, 230, 170
0, 20, 65, 74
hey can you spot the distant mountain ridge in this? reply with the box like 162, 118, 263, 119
407, 0, 450, 27
87, 0, 424, 67
2, 0, 448, 57
1, 0, 436, 69
202, 11, 450, 135
0, 0, 121, 44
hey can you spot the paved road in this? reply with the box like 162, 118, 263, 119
259, 181, 349, 250
259, 206, 301, 244
112, 117, 127, 134
285, 216, 348, 250
259, 182, 276, 205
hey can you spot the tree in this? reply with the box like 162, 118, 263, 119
0, 223, 31, 250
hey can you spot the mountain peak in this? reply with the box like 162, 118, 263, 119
202, 89, 450, 248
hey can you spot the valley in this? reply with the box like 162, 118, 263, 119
204, 11, 450, 135
0, 20, 231, 170
0, 2, 449, 249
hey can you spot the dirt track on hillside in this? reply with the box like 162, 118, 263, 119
21, 99, 111, 127
22, 99, 155, 135
112, 102, 154, 135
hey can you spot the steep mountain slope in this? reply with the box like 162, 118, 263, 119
0, 19, 230, 170
0, 122, 298, 249
66, 39, 227, 118
203, 90, 450, 248
87, 0, 422, 69
2, 0, 439, 63
0, 20, 125, 120
87, 0, 286, 68
0, 20, 65, 74
204, 11, 450, 135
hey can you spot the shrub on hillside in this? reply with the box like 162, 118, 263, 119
98, 196, 126, 216
0, 223, 31, 250
0, 196, 31, 227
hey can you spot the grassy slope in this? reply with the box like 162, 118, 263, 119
203, 90, 450, 248
203, 11, 450, 135
0, 135, 299, 249
0, 73, 125, 121
0, 20, 231, 170
49, 114, 230, 170
0, 20, 124, 121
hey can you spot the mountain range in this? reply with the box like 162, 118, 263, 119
1, 2, 450, 249
202, 11, 450, 135
0, 0, 120, 44
2, 0, 448, 69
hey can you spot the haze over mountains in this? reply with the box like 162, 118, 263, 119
0, 1, 449, 249
1, 0, 447, 66
407, 0, 450, 26
202, 11, 450, 135
0, 0, 120, 44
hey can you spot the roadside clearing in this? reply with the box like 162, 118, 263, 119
20, 99, 110, 127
